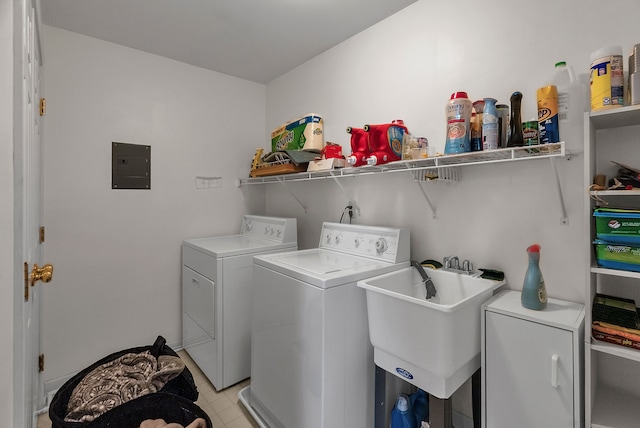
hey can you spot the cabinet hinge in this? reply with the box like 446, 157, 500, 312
39, 226, 45, 244
38, 354, 44, 372
39, 98, 46, 116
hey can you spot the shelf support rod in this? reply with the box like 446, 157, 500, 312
414, 176, 437, 219
329, 173, 360, 217
277, 177, 307, 213
550, 157, 568, 225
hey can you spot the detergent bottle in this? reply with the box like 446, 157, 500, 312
521, 244, 547, 311
365, 120, 407, 165
391, 393, 417, 428
345, 127, 369, 167
444, 92, 473, 154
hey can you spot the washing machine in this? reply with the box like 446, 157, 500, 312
182, 215, 297, 391
239, 222, 410, 428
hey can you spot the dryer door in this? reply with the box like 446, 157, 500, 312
182, 265, 219, 387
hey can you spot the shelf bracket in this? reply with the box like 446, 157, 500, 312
277, 177, 307, 213
329, 172, 360, 217
415, 179, 437, 219
550, 157, 569, 225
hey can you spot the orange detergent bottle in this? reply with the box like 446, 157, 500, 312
346, 127, 369, 167
364, 120, 408, 165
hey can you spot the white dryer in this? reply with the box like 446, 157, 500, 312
239, 222, 410, 428
182, 215, 297, 391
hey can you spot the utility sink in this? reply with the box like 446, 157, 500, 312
357, 267, 505, 399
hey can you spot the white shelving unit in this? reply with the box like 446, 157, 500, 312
239, 143, 566, 185
239, 142, 571, 222
584, 105, 640, 428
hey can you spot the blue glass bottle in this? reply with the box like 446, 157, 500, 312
521, 244, 548, 310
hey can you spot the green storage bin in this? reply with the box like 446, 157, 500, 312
594, 208, 640, 245
594, 239, 640, 272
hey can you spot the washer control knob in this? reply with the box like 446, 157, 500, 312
375, 238, 388, 255
245, 222, 253, 231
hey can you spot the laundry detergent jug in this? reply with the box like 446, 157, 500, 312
346, 127, 370, 167
365, 120, 408, 166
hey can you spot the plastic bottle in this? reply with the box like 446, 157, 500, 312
444, 92, 473, 154
365, 120, 407, 166
521, 244, 547, 311
391, 394, 417, 428
496, 104, 510, 148
545, 61, 586, 151
507, 92, 524, 147
537, 85, 560, 144
482, 98, 499, 150
346, 127, 369, 167
590, 46, 624, 110
471, 100, 484, 151
409, 389, 429, 427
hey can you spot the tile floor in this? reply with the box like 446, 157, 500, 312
37, 349, 259, 428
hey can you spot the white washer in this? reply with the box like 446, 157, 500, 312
239, 222, 410, 428
182, 215, 297, 391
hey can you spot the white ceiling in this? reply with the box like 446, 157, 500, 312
41, 0, 417, 84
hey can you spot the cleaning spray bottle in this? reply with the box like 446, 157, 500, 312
391, 394, 417, 428
521, 244, 547, 310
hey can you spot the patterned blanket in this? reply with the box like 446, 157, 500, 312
64, 350, 186, 422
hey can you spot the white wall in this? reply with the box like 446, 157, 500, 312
41, 26, 267, 392
1, 0, 16, 422
266, 0, 640, 301
263, 0, 640, 418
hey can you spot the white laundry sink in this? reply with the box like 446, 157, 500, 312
357, 267, 505, 399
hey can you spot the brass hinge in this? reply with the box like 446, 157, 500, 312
38, 354, 44, 372
39, 226, 45, 244
39, 98, 46, 116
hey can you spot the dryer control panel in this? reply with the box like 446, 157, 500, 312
241, 215, 297, 243
318, 222, 410, 263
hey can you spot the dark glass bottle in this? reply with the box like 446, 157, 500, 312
507, 92, 524, 147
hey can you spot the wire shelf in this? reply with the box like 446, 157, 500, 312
239, 142, 566, 185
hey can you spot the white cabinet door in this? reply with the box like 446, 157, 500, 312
485, 311, 574, 428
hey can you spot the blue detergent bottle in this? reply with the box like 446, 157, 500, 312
521, 244, 548, 310
409, 389, 429, 427
391, 393, 417, 428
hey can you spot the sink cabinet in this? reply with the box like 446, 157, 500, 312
584, 105, 640, 427
482, 290, 584, 428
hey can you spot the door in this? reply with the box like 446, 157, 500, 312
485, 311, 574, 428
17, 0, 46, 426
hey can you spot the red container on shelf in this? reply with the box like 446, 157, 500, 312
346, 127, 369, 167
364, 120, 408, 165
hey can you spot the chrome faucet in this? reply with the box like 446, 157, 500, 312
443, 256, 474, 274
444, 256, 459, 270
411, 260, 437, 299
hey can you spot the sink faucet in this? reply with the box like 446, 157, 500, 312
411, 260, 437, 299
443, 256, 474, 274
443, 256, 459, 270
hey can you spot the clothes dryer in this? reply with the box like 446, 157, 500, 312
182, 215, 297, 391
239, 222, 409, 428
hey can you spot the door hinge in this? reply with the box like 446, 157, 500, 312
38, 354, 44, 372
39, 98, 46, 116
39, 226, 45, 244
